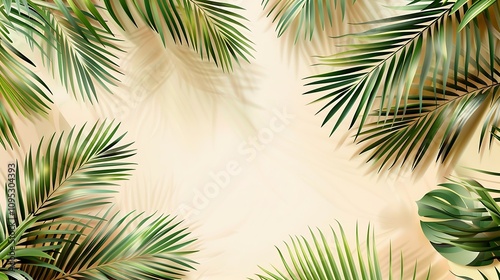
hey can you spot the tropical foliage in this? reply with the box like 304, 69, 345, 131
2, 0, 499, 278
0, 0, 253, 149
252, 223, 429, 280
102, 0, 254, 70
288, 0, 500, 171
0, 121, 196, 279
262, 0, 500, 278
457, 267, 500, 280
418, 171, 500, 267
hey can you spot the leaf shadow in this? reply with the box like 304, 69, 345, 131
94, 26, 263, 141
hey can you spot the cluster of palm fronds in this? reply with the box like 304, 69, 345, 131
2, 0, 500, 279
0, 121, 196, 279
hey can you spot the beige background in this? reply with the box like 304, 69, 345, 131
2, 0, 500, 279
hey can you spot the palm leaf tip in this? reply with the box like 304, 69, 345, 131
262, 0, 355, 40
104, 0, 254, 72
6, 1, 123, 102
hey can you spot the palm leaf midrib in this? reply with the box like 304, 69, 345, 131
52, 17, 96, 77
30, 1, 120, 98
186, 0, 250, 55
52, 254, 169, 280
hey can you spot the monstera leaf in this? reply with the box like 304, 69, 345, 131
417, 173, 500, 266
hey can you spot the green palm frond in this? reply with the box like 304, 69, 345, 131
451, 0, 497, 30
0, 6, 54, 148
6, 1, 122, 101
306, 0, 500, 170
252, 224, 430, 280
456, 267, 500, 280
0, 0, 119, 148
0, 269, 33, 280
262, 0, 355, 40
103, 0, 254, 71
0, 34, 52, 117
417, 170, 500, 266
21, 120, 135, 222
0, 121, 198, 279
22, 209, 197, 280
0, 121, 135, 274
0, 0, 253, 148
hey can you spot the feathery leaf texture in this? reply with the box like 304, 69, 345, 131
262, 0, 356, 40
0, 0, 119, 148
5, 0, 121, 101
22, 209, 197, 280
0, 121, 197, 279
418, 170, 500, 266
305, 0, 500, 170
251, 224, 430, 280
455, 267, 500, 279
0, 121, 134, 275
103, 0, 254, 71
0, 4, 54, 148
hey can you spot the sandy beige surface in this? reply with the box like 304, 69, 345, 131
2, 0, 500, 279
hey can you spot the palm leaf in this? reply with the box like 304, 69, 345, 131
492, 126, 500, 141
0, 5, 54, 148
21, 209, 197, 280
0, 0, 120, 150
0, 121, 135, 273
5, 0, 122, 102
1, 269, 33, 280
21, 120, 135, 222
305, 0, 500, 170
252, 223, 430, 279
0, 0, 253, 148
456, 267, 500, 279
451, 0, 498, 30
262, 0, 355, 40
417, 170, 500, 266
102, 0, 254, 72
0, 121, 197, 279
0, 101, 19, 149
